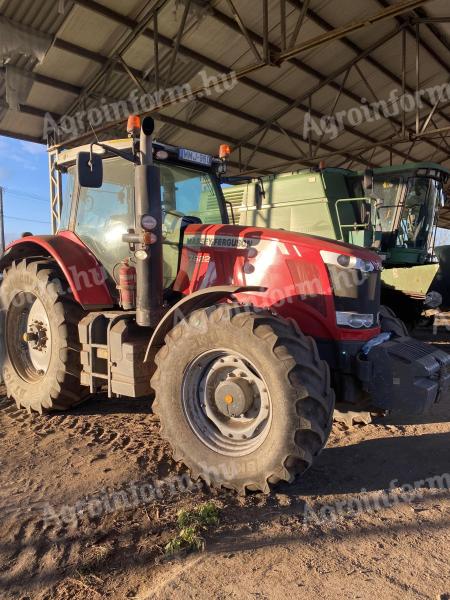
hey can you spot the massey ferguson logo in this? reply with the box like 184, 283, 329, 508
185, 235, 259, 250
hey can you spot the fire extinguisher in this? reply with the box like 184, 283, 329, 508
117, 259, 136, 310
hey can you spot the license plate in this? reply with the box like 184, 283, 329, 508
178, 148, 212, 166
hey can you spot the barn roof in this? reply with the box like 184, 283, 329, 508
0, 0, 449, 178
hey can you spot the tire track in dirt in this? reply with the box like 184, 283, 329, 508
0, 390, 190, 597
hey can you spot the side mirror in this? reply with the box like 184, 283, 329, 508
255, 182, 265, 210
363, 168, 374, 191
77, 152, 103, 188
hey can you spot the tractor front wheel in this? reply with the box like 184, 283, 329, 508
0, 259, 89, 413
152, 304, 335, 493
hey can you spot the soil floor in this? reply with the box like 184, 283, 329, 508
1, 375, 449, 600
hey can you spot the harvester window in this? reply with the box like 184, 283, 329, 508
398, 177, 438, 249
372, 177, 402, 235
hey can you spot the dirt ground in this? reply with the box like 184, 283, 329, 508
1, 382, 449, 600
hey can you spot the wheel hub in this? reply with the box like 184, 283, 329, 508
23, 321, 48, 351
214, 377, 254, 417
7, 293, 52, 381
182, 350, 272, 456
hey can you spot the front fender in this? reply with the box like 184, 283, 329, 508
0, 232, 114, 309
144, 285, 265, 362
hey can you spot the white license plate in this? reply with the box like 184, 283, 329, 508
178, 148, 212, 166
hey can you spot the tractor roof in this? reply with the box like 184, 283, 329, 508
358, 162, 450, 178
56, 138, 131, 167
56, 138, 221, 172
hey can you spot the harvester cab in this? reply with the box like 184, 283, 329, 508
347, 164, 449, 267
1, 117, 450, 494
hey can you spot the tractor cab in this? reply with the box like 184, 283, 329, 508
57, 137, 228, 292
349, 163, 450, 266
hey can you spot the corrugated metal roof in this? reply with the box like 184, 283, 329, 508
0, 0, 448, 175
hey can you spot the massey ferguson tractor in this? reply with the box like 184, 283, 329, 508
1, 116, 449, 494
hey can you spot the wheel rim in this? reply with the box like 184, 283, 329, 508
182, 350, 272, 457
7, 292, 52, 382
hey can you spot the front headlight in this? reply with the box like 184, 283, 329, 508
321, 250, 380, 330
336, 312, 375, 328
320, 250, 377, 273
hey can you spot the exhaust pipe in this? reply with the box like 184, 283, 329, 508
134, 117, 164, 327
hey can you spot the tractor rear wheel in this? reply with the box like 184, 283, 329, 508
151, 304, 335, 493
0, 259, 89, 413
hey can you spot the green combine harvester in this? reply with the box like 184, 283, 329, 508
221, 162, 450, 324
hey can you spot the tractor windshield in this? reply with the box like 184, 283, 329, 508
67, 155, 225, 284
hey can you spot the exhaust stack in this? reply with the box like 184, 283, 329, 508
134, 117, 164, 327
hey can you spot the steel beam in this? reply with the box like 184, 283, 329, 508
153, 11, 160, 90
280, 0, 287, 51
194, 98, 371, 166
65, 0, 171, 118
0, 101, 61, 124
240, 137, 412, 176
234, 28, 417, 161
66, 0, 447, 161
416, 125, 450, 138
288, 0, 449, 126
377, 0, 450, 71
0, 2, 442, 171
190, 3, 448, 161
288, 0, 310, 48
203, 0, 448, 157
163, 0, 192, 88
412, 16, 450, 24
49, 149, 62, 233
0, 66, 80, 96
0, 129, 43, 144
225, 0, 262, 63
241, 126, 450, 176
274, 0, 432, 62
1, 60, 367, 168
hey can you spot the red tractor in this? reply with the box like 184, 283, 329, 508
1, 117, 449, 493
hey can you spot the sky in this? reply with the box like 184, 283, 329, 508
0, 136, 51, 245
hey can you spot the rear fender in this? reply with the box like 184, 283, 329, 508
144, 285, 265, 362
0, 233, 114, 309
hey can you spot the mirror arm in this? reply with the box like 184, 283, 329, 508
90, 142, 137, 164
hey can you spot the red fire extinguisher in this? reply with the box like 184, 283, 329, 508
117, 259, 136, 310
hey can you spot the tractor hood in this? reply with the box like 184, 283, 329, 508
174, 223, 382, 343
180, 223, 382, 265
